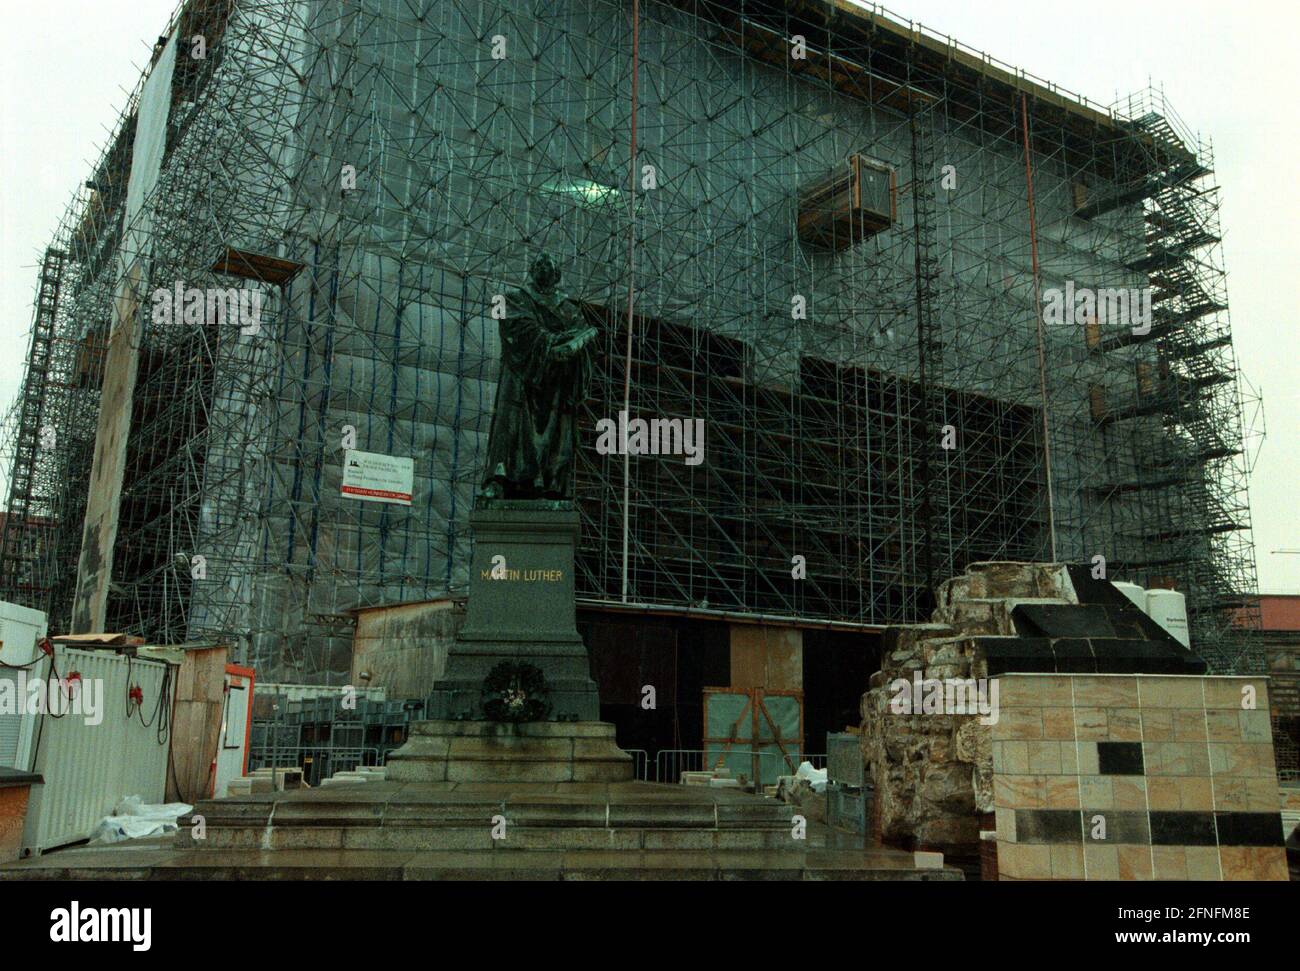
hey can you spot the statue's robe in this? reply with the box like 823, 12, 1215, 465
481, 286, 594, 499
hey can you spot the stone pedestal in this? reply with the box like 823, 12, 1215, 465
386, 720, 633, 783
426, 502, 600, 721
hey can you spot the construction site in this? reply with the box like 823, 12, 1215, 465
0, 0, 1270, 772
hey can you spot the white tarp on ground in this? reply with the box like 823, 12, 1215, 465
89, 795, 192, 844
795, 761, 828, 794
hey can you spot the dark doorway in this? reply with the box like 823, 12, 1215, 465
801, 628, 880, 754
578, 610, 729, 762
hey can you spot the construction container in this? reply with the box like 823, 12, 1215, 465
0, 602, 49, 771
0, 601, 48, 669
797, 154, 896, 249
19, 645, 174, 856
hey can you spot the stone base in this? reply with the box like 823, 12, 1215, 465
427, 678, 599, 725
0, 763, 961, 881
0, 778, 962, 880
428, 503, 600, 721
385, 720, 634, 783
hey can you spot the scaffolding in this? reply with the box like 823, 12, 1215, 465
0, 0, 1263, 678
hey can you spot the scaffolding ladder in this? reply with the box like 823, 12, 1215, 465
0, 247, 67, 602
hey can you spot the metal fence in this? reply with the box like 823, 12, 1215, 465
248, 745, 384, 788
245, 694, 423, 787
245, 739, 826, 788
648, 749, 826, 786
622, 748, 650, 781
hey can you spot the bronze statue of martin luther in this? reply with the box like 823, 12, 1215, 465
478, 255, 599, 503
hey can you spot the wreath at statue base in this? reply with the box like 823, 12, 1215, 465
481, 661, 552, 723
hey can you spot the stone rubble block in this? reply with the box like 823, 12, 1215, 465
861, 562, 1070, 857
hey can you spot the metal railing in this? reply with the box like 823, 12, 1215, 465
248, 745, 384, 788
622, 748, 650, 780
856, 1, 1124, 124
248, 735, 837, 790
648, 749, 826, 786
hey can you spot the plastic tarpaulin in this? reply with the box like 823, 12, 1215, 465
703, 688, 803, 788
89, 796, 192, 845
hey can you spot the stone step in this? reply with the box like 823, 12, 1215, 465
186, 792, 794, 830
178, 780, 819, 853
177, 823, 822, 852
0, 778, 962, 881
386, 719, 634, 783
0, 841, 960, 881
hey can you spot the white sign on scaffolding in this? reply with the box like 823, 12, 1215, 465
341, 450, 414, 506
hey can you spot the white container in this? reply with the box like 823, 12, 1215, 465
0, 601, 48, 666
1111, 581, 1147, 612
20, 646, 174, 856
0, 602, 48, 771
1145, 589, 1191, 650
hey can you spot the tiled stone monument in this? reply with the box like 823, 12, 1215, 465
860, 561, 1290, 880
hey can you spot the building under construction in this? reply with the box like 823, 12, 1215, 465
0, 0, 1263, 752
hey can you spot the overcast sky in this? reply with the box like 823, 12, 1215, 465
1, 1, 1296, 592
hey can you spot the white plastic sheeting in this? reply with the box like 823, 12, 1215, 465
119, 31, 176, 268
89, 795, 191, 844
795, 761, 829, 794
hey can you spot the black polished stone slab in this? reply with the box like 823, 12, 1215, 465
1051, 638, 1098, 674
975, 637, 1055, 676
1066, 564, 1199, 649
1149, 811, 1218, 846
1067, 564, 1132, 607
1013, 603, 1117, 640
1215, 813, 1286, 847
1101, 605, 1151, 640
1090, 638, 1207, 676
974, 622, 1207, 676
1097, 741, 1144, 776
1081, 810, 1151, 845
1014, 809, 1084, 844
